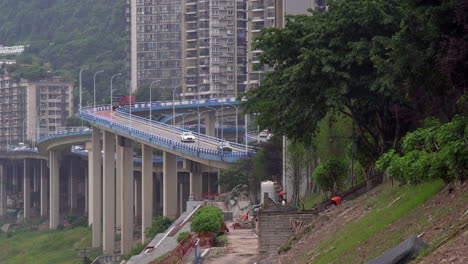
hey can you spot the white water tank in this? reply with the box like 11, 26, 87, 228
261, 181, 276, 204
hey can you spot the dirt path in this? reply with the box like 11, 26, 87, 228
202, 223, 258, 264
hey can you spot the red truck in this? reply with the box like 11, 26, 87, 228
112, 95, 135, 110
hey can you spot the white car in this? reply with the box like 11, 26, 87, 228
217, 141, 233, 152
181, 131, 196, 142
259, 129, 269, 138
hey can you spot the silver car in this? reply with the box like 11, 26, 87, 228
217, 141, 233, 152
181, 131, 196, 142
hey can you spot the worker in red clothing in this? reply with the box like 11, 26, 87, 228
330, 196, 342, 206
242, 213, 249, 220
278, 191, 284, 202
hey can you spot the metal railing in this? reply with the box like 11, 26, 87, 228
78, 105, 255, 163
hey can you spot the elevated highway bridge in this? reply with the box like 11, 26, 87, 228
0, 98, 260, 254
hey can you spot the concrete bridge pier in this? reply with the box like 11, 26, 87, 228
203, 112, 216, 137
49, 150, 60, 229
163, 151, 178, 220
89, 128, 102, 247
40, 160, 48, 218
23, 159, 31, 219
141, 144, 154, 243
103, 131, 116, 254
0, 162, 7, 217
134, 173, 142, 224
118, 136, 134, 255
12, 161, 19, 193
189, 162, 202, 196
33, 160, 40, 209
115, 139, 122, 232
68, 158, 79, 214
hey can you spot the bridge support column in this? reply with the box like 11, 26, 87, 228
217, 169, 222, 194
69, 159, 78, 213
23, 159, 31, 220
118, 136, 134, 255
40, 160, 48, 218
134, 175, 141, 223
204, 112, 216, 137
33, 161, 39, 209
12, 161, 18, 193
163, 152, 178, 219
142, 144, 153, 243
49, 151, 60, 229
115, 139, 122, 231
84, 163, 88, 215
0, 163, 7, 217
190, 163, 202, 196
103, 131, 116, 254
89, 128, 102, 247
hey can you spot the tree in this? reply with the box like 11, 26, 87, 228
287, 141, 306, 206
242, 0, 405, 176
241, 0, 465, 178
313, 158, 348, 195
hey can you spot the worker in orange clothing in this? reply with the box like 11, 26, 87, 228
278, 191, 285, 202
242, 213, 249, 220
330, 196, 342, 206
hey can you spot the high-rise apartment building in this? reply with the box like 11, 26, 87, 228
183, 0, 247, 99
0, 74, 73, 148
128, 0, 247, 99
245, 0, 279, 91
128, 0, 183, 94
245, 0, 326, 91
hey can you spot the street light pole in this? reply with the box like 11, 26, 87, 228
149, 80, 160, 124
245, 114, 248, 152
172, 86, 180, 127
79, 66, 89, 112
110, 73, 122, 111
93, 70, 104, 112
79, 66, 89, 127
225, 104, 240, 143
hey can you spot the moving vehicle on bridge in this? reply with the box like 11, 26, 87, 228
112, 95, 135, 110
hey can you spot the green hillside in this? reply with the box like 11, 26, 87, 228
0, 224, 97, 264
0, 0, 128, 105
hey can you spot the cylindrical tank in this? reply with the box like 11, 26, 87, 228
260, 181, 276, 204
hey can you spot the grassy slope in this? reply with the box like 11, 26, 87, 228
0, 225, 95, 264
310, 180, 443, 263
283, 179, 466, 263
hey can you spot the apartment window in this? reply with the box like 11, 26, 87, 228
227, 75, 234, 81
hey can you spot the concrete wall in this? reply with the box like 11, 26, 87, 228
257, 212, 316, 264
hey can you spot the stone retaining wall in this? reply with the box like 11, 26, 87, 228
257, 212, 316, 264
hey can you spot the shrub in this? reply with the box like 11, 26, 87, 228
176, 231, 191, 243
123, 243, 147, 260
313, 157, 348, 194
145, 216, 172, 239
377, 116, 467, 183
191, 206, 223, 233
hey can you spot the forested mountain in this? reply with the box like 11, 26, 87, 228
0, 0, 127, 106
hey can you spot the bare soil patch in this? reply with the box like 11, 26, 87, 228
202, 223, 258, 264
